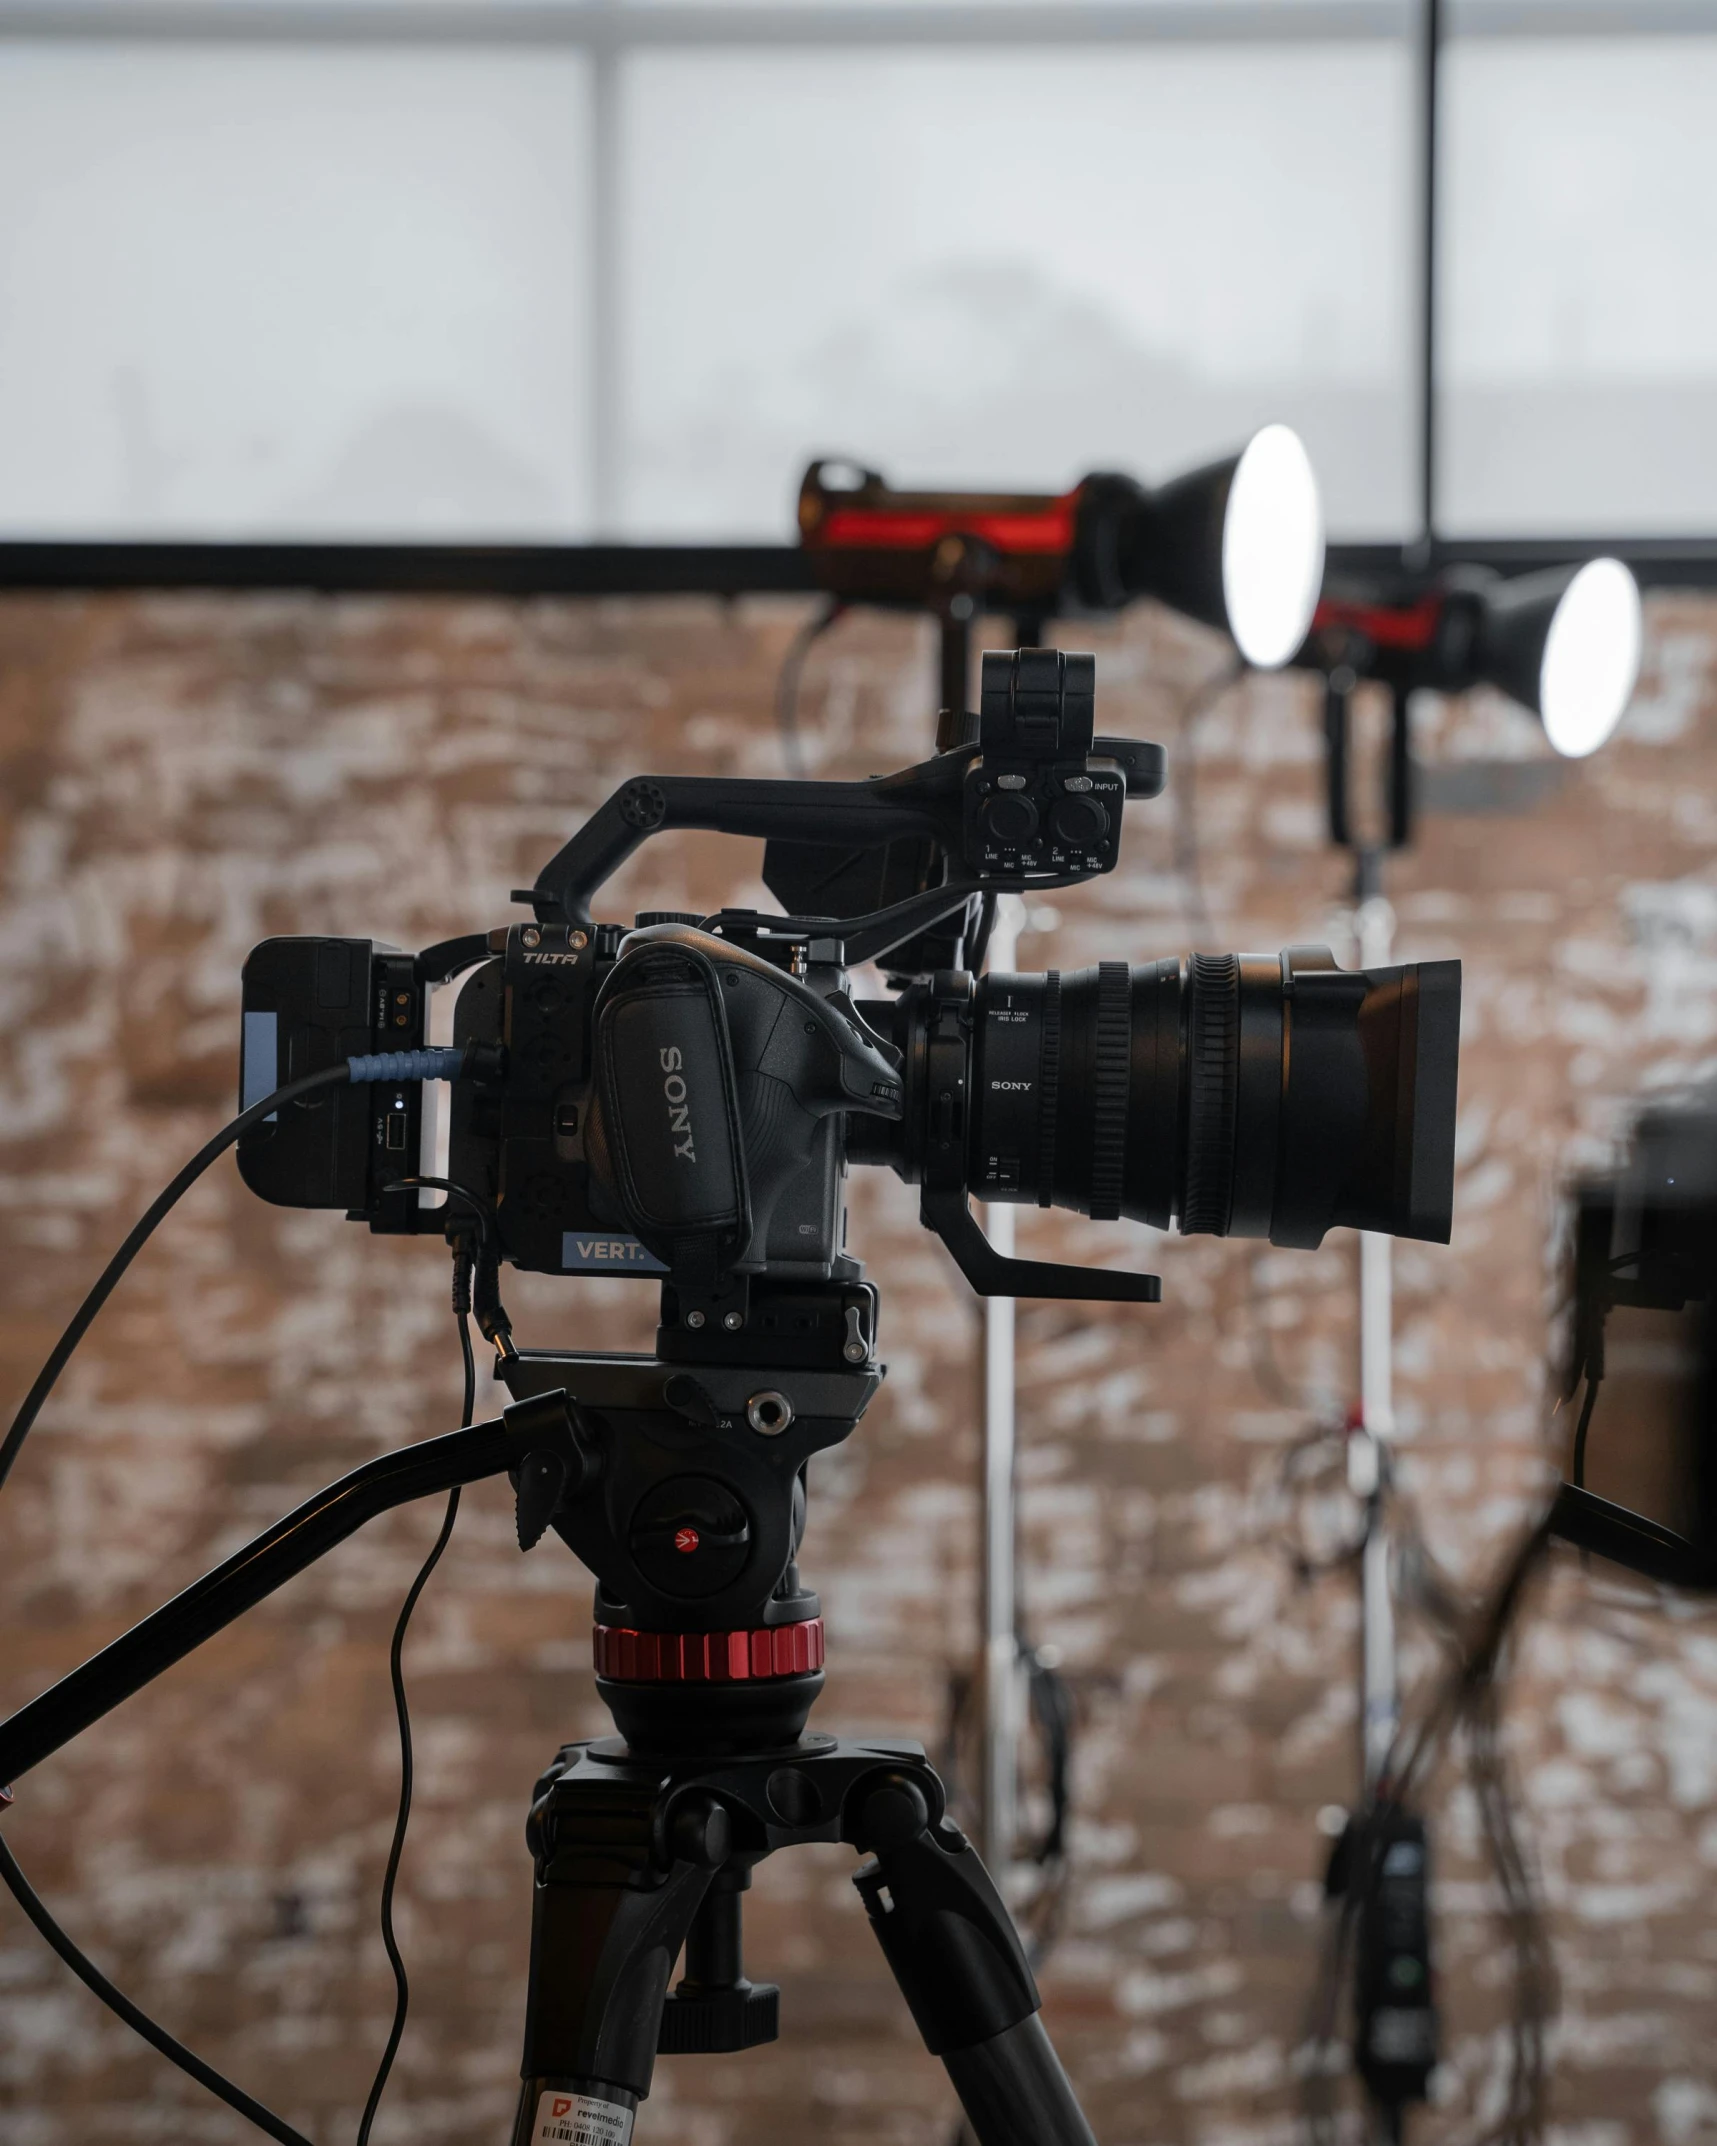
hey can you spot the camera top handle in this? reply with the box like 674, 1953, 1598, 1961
523, 741, 1165, 929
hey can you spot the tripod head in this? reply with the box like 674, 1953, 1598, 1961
500, 1337, 878, 1754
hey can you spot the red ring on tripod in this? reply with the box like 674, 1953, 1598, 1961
593, 1619, 825, 1684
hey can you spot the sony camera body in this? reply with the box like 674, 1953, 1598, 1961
237, 648, 1462, 1344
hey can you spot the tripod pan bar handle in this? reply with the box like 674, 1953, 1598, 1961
0, 1392, 580, 1790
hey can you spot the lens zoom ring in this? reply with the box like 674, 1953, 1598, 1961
1182, 953, 1239, 1235
1089, 961, 1131, 1221
1036, 971, 1061, 1208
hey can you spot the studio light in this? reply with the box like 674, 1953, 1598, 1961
1526, 557, 1644, 760
1297, 555, 1644, 855
797, 423, 1327, 674
1307, 555, 1644, 758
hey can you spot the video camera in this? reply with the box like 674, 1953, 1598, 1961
238, 647, 1462, 1344
0, 648, 1466, 2146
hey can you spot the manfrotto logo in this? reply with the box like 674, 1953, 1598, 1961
660, 1045, 695, 1160
521, 950, 579, 966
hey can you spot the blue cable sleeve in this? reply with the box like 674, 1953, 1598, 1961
347, 1048, 467, 1085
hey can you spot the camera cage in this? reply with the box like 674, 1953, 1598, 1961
520, 649, 1163, 929
398, 648, 1171, 1311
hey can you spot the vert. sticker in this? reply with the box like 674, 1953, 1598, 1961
531, 2090, 633, 2146
561, 1231, 667, 1275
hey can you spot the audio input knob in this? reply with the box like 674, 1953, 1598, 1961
981, 791, 1040, 846
1049, 793, 1109, 847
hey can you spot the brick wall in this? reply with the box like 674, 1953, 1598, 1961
2, 590, 1716, 2146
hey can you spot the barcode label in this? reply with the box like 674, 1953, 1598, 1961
532, 2090, 633, 2146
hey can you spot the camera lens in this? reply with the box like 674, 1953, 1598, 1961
870, 948, 1460, 1249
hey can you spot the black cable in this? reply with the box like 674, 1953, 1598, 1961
1570, 1365, 1602, 1490
965, 890, 999, 977
0, 1830, 314, 2146
0, 1061, 354, 1502
1359, 1516, 1556, 2146
0, 1065, 479, 2145
380, 1174, 495, 1247
1275, 1425, 1368, 1583
1295, 1504, 1558, 2146
355, 1254, 476, 2146
774, 598, 844, 777
1016, 1642, 1076, 1972
1300, 1855, 1359, 2146
1023, 1645, 1073, 1868
381, 1177, 512, 1360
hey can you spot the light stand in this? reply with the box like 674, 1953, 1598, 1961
1299, 6, 1639, 2095
802, 458, 1323, 1890
977, 893, 1023, 1876
1308, 680, 1439, 2139
1354, 872, 1402, 1803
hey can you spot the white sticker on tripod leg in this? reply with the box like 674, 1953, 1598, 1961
532, 2090, 634, 2146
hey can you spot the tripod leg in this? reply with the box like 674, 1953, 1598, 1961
510, 1777, 726, 2146
851, 1775, 1096, 2146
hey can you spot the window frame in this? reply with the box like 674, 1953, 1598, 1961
0, 0, 1713, 577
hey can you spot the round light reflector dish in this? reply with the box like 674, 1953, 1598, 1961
1539, 556, 1642, 758
1220, 424, 1325, 670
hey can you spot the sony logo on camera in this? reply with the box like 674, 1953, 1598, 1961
660, 1045, 696, 1161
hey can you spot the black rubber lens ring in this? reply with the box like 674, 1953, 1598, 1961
1181, 953, 1239, 1235
1088, 962, 1131, 1220
1036, 971, 1061, 1208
